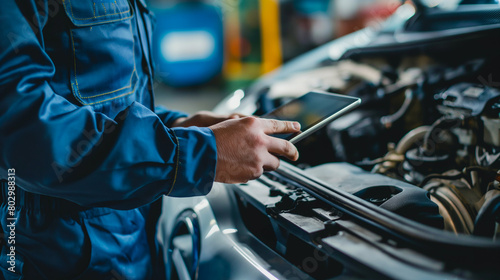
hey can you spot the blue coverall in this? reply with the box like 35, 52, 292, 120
0, 0, 217, 279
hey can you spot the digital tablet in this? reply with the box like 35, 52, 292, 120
261, 91, 361, 144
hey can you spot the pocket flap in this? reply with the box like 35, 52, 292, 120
63, 0, 133, 26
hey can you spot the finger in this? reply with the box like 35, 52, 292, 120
262, 153, 280, 171
266, 137, 299, 161
259, 118, 301, 135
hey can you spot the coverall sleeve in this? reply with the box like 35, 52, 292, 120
0, 0, 217, 209
155, 106, 188, 128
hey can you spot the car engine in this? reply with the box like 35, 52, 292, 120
225, 50, 500, 278
254, 51, 500, 236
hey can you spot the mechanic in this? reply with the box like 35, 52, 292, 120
0, 0, 300, 279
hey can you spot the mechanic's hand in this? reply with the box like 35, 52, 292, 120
210, 117, 300, 183
171, 111, 246, 128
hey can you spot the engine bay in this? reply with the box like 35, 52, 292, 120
229, 21, 500, 246
229, 50, 500, 277
255, 49, 500, 237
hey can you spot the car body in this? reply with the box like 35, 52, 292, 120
158, 1, 500, 279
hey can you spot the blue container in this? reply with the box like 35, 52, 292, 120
152, 2, 224, 87
293, 0, 330, 15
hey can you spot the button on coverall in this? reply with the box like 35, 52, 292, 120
0, 0, 217, 279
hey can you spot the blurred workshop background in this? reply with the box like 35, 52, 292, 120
148, 0, 400, 114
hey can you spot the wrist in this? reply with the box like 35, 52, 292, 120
171, 117, 187, 127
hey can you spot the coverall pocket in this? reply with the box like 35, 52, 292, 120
62, 0, 139, 106
77, 208, 151, 279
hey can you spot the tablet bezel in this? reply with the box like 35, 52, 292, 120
261, 90, 361, 144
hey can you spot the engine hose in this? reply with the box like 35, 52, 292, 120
419, 167, 497, 189
395, 125, 431, 154
473, 194, 500, 237
380, 88, 414, 128
418, 172, 464, 188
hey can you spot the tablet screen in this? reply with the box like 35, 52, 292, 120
261, 91, 360, 142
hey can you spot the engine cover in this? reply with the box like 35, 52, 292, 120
304, 163, 443, 228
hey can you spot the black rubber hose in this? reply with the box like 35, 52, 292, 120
380, 88, 414, 127
418, 172, 464, 188
473, 194, 500, 237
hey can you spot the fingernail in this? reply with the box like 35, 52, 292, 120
293, 122, 301, 130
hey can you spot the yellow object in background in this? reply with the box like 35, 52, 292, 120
259, 0, 282, 74
223, 0, 283, 90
